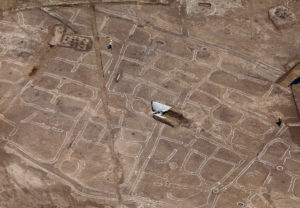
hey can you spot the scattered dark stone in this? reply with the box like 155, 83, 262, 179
269, 6, 296, 29
155, 40, 166, 45
237, 202, 245, 207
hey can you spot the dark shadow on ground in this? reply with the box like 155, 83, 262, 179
289, 77, 300, 146
289, 76, 300, 86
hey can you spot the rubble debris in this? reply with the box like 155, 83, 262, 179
62, 35, 92, 51
269, 6, 296, 29
237, 202, 245, 207
151, 101, 189, 127
276, 165, 284, 171
49, 25, 92, 51
212, 188, 219, 194
49, 24, 65, 46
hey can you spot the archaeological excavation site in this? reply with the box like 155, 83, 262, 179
0, 0, 300, 207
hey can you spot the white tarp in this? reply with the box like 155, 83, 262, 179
151, 101, 171, 113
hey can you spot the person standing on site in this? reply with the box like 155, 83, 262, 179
107, 39, 113, 50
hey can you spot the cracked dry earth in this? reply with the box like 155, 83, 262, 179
1, 0, 300, 208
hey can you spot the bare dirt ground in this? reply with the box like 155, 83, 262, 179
1, 0, 300, 207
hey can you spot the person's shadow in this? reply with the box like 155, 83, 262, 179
276, 118, 282, 126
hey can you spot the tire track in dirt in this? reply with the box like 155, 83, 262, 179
90, 3, 123, 207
